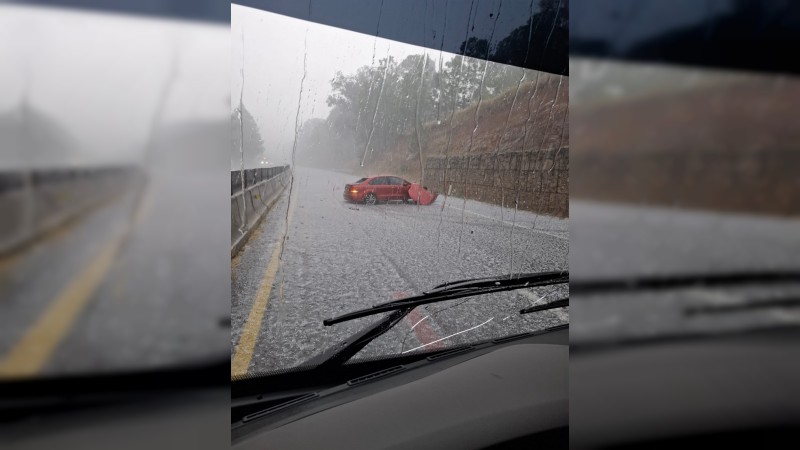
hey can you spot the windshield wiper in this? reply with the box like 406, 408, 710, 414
520, 298, 569, 314
304, 271, 568, 368
324, 271, 569, 326
570, 270, 800, 295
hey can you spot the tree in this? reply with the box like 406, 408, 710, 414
491, 0, 568, 75
230, 105, 265, 170
324, 53, 441, 164
309, 46, 533, 171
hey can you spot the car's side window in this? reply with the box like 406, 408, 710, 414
369, 177, 385, 185
388, 177, 402, 185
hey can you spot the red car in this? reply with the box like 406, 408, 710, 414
344, 176, 411, 205
344, 176, 439, 205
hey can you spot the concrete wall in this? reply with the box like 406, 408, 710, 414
231, 165, 290, 257
0, 167, 134, 254
424, 148, 569, 217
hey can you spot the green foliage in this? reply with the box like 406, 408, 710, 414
299, 48, 528, 170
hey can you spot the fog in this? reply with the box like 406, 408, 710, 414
0, 4, 228, 169
231, 5, 424, 169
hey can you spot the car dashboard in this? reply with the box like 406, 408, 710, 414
232, 329, 568, 450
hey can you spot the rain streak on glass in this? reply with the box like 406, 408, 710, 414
0, 5, 230, 379
230, 1, 569, 377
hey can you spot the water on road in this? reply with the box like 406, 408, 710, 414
231, 166, 570, 375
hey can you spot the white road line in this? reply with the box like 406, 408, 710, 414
402, 317, 494, 354
519, 289, 557, 303
410, 315, 430, 330
444, 204, 568, 240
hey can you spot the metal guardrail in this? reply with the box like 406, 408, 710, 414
0, 166, 135, 255
231, 165, 290, 257
0, 167, 131, 195
231, 166, 288, 195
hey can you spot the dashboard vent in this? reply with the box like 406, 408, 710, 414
241, 393, 318, 423
347, 365, 405, 386
492, 332, 532, 344
426, 346, 474, 361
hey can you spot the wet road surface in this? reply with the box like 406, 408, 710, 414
571, 200, 800, 346
231, 166, 570, 375
0, 165, 230, 378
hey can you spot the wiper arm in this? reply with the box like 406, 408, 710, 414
323, 271, 569, 326
570, 270, 800, 295
304, 271, 568, 369
302, 308, 413, 368
520, 298, 569, 314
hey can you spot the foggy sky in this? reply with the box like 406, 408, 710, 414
0, 4, 228, 169
232, 4, 449, 167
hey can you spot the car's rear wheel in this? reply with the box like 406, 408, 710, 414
364, 193, 377, 205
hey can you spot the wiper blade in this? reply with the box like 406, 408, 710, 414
323, 271, 569, 326
304, 271, 568, 368
570, 271, 800, 295
303, 309, 413, 369
520, 298, 569, 315
425, 273, 523, 293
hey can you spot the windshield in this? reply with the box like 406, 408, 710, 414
231, 3, 569, 376
0, 4, 229, 380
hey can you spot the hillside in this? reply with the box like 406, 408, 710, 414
365, 73, 569, 181
570, 75, 800, 215
571, 76, 800, 157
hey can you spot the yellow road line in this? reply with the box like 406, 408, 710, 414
231, 242, 284, 376
0, 231, 125, 378
231, 181, 295, 377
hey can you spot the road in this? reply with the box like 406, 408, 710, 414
231, 166, 570, 375
0, 164, 230, 378
570, 200, 800, 346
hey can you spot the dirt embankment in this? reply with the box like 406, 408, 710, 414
571, 76, 800, 216
365, 74, 569, 182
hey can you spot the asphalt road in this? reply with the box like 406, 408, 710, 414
570, 199, 800, 346
0, 164, 230, 379
231, 166, 570, 375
